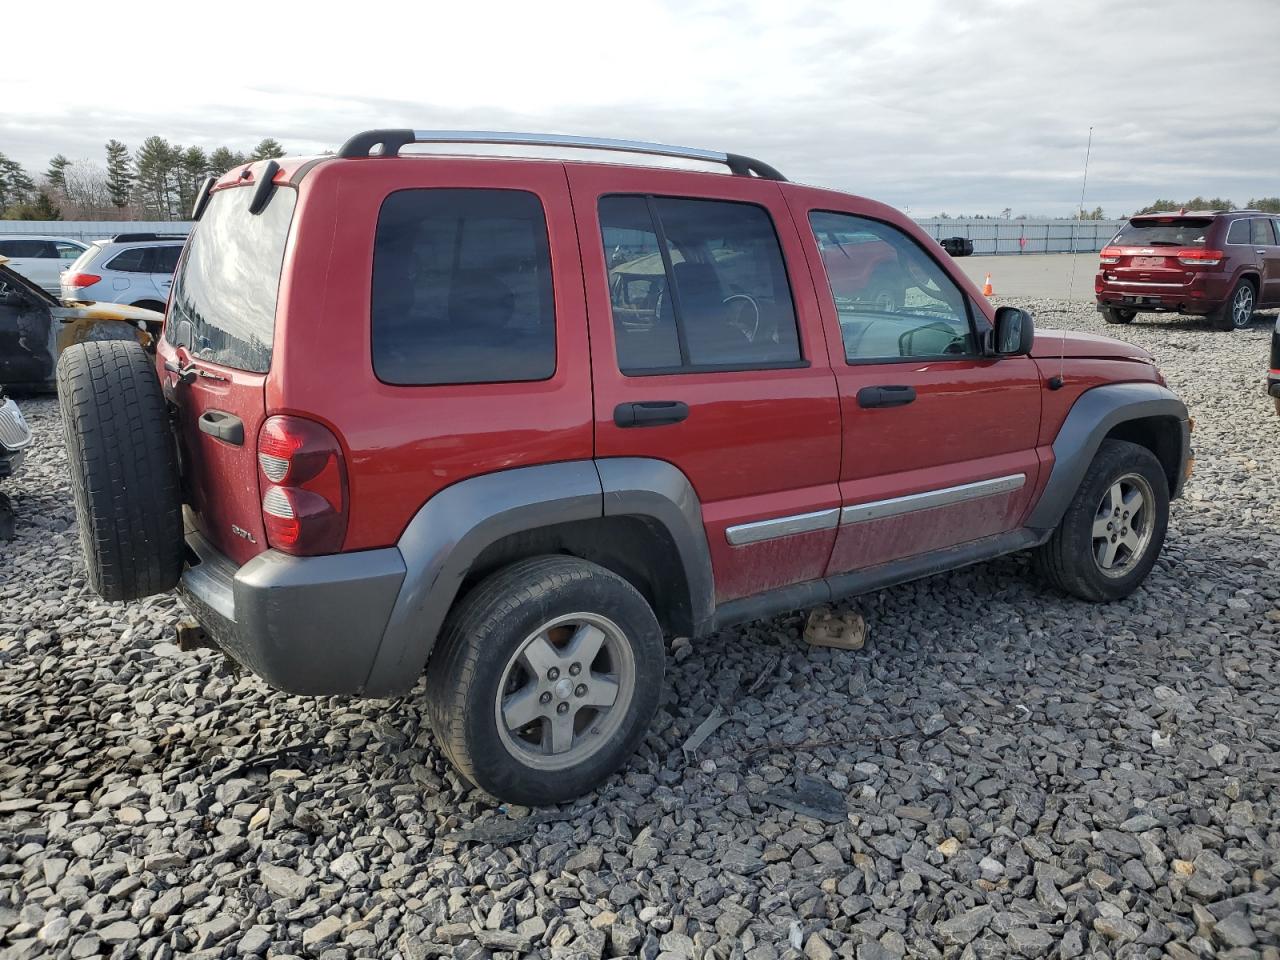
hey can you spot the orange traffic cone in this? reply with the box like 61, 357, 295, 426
982, 273, 994, 297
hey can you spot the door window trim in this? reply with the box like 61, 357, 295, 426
807, 208, 984, 367
601, 192, 810, 377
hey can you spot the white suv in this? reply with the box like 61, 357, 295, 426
0, 235, 88, 294
62, 234, 187, 311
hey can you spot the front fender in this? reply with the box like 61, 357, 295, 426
1027, 382, 1189, 532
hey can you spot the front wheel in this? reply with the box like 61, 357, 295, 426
424, 556, 664, 805
1034, 439, 1169, 602
1101, 307, 1137, 324
1213, 280, 1256, 330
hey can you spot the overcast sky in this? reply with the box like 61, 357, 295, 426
3, 0, 1277, 217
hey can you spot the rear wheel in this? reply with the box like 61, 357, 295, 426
424, 556, 664, 805
1101, 307, 1137, 324
56, 340, 183, 601
1034, 439, 1169, 602
1213, 280, 1255, 330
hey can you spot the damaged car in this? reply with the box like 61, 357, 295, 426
0, 256, 163, 392
0, 387, 31, 540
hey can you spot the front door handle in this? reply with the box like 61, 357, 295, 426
614, 401, 689, 427
198, 409, 244, 445
857, 385, 916, 409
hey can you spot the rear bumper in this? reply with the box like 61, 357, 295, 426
1095, 272, 1231, 315
179, 529, 406, 696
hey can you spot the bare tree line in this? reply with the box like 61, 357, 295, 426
0, 137, 287, 221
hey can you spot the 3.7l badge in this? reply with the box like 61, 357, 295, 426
230, 524, 257, 544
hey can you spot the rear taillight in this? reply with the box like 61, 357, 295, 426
1175, 249, 1223, 266
257, 415, 348, 555
1099, 246, 1121, 265
65, 272, 101, 288
1094, 274, 1104, 294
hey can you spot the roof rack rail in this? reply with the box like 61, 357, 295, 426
336, 129, 787, 181
109, 232, 188, 243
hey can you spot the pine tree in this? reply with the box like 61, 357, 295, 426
177, 146, 210, 217
209, 147, 248, 175
0, 153, 36, 215
134, 136, 180, 220
105, 140, 132, 209
47, 154, 71, 192
249, 138, 285, 161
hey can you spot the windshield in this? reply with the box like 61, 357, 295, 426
167, 184, 296, 372
1112, 219, 1211, 247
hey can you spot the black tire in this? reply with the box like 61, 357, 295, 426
424, 555, 664, 805
1101, 307, 1137, 324
1212, 279, 1256, 331
56, 340, 183, 602
1034, 439, 1169, 602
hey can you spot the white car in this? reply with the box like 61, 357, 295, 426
62, 234, 187, 311
0, 235, 89, 294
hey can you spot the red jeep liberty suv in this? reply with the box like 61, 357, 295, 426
1096, 209, 1280, 330
58, 131, 1192, 804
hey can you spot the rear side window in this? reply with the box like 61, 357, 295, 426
599, 195, 801, 373
107, 247, 149, 272
1114, 219, 1212, 247
1226, 220, 1250, 244
371, 189, 555, 386
168, 184, 296, 373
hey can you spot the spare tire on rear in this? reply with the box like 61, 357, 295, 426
57, 340, 183, 601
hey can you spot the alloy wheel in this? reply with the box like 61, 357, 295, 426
494, 612, 636, 770
1232, 285, 1254, 328
1092, 472, 1155, 577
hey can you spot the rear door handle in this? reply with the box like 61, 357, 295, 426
857, 385, 916, 409
614, 401, 689, 427
198, 409, 244, 445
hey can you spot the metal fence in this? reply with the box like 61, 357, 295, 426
0, 217, 1123, 255
915, 219, 1125, 255
0, 221, 194, 243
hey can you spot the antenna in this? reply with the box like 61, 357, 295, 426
1053, 125, 1094, 390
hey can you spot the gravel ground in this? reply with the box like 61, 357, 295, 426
2, 300, 1279, 960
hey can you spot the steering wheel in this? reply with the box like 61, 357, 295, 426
723, 294, 760, 343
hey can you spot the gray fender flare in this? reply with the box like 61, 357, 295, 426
362, 458, 714, 697
596, 458, 716, 638
1026, 382, 1189, 532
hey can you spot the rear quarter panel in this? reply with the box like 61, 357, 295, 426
270, 158, 595, 551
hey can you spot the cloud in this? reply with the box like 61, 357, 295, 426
2, 0, 1276, 216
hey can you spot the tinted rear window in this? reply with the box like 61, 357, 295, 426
371, 189, 555, 385
168, 185, 296, 373
1113, 219, 1212, 247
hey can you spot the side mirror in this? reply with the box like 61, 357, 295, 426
992, 306, 1034, 356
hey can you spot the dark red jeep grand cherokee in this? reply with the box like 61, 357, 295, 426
59, 131, 1191, 804
1096, 210, 1280, 330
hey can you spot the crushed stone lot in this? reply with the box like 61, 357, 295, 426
2, 299, 1280, 960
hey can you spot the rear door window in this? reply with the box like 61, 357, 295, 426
0, 239, 50, 258
598, 195, 801, 373
168, 185, 297, 373
371, 189, 556, 385
151, 246, 182, 273
1251, 218, 1276, 246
